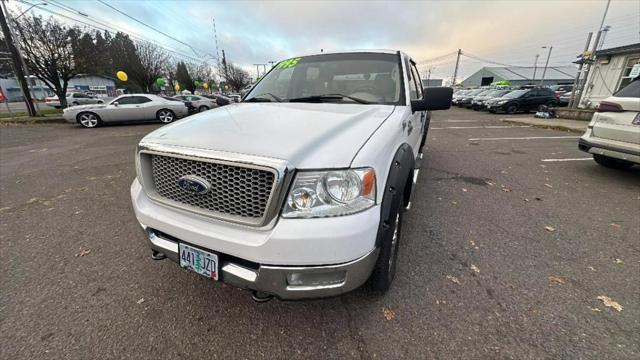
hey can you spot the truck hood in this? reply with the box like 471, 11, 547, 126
142, 102, 396, 168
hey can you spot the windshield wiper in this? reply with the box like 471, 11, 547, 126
288, 93, 371, 104
244, 93, 283, 102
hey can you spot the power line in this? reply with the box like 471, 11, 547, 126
96, 0, 210, 57
16, 0, 205, 63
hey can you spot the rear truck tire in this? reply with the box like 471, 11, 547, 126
369, 144, 414, 294
97, 100, 104, 104
506, 104, 518, 114
157, 109, 176, 124
593, 154, 634, 169
77, 112, 101, 128
198, 105, 209, 112
72, 101, 79, 106
489, 109, 496, 113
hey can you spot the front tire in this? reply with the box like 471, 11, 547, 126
157, 109, 176, 124
198, 105, 209, 112
506, 104, 518, 114
593, 154, 634, 169
369, 193, 404, 293
77, 112, 101, 128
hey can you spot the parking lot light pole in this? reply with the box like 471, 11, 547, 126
532, 54, 539, 83
539, 46, 553, 86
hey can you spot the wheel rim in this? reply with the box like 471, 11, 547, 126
79, 113, 98, 127
388, 212, 401, 278
159, 111, 174, 123
508, 105, 516, 114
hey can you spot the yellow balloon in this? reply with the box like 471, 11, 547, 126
202, 82, 209, 89
174, 84, 180, 92
116, 71, 128, 82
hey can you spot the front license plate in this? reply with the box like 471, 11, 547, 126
179, 243, 219, 280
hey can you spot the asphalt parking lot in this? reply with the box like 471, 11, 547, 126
1, 107, 638, 359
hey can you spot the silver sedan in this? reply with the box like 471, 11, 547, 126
63, 94, 189, 128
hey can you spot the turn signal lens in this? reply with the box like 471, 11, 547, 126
361, 169, 376, 197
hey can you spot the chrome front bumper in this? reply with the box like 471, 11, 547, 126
143, 226, 380, 300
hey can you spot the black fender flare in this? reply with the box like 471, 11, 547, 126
375, 143, 415, 247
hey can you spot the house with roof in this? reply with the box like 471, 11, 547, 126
579, 43, 639, 108
461, 65, 577, 88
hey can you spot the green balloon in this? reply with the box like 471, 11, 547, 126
194, 80, 201, 87
155, 78, 165, 86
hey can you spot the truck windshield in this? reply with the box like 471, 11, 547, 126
245, 52, 404, 105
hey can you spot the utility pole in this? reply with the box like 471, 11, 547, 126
539, 46, 553, 86
0, 2, 37, 116
574, 0, 611, 108
451, 49, 461, 87
532, 54, 540, 83
575, 29, 603, 108
221, 49, 228, 76
253, 64, 261, 79
569, 32, 593, 109
262, 64, 267, 75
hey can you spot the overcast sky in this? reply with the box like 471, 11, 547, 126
10, 0, 640, 81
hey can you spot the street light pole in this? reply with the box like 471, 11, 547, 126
539, 46, 553, 86
532, 54, 540, 83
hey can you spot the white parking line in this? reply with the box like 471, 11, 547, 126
468, 136, 580, 141
541, 158, 592, 162
432, 125, 531, 130
431, 120, 479, 123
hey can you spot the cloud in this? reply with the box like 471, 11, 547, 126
17, 0, 640, 79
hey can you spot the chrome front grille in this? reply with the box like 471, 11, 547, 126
149, 154, 277, 223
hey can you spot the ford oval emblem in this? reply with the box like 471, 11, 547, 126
177, 175, 211, 195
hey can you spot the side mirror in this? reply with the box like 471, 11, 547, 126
112, 101, 119, 106
411, 87, 453, 112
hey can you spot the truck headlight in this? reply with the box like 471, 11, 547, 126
282, 168, 376, 218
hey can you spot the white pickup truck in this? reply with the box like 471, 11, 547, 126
131, 50, 452, 301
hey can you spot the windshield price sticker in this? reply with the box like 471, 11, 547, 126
276, 57, 301, 69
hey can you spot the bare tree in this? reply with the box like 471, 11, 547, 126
131, 41, 169, 92
220, 63, 249, 92
13, 16, 76, 108
187, 61, 216, 88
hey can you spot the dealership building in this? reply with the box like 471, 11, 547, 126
461, 66, 577, 88
0, 74, 116, 101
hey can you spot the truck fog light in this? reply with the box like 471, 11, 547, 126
287, 271, 346, 287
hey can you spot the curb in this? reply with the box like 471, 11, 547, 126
0, 117, 67, 125
501, 120, 585, 133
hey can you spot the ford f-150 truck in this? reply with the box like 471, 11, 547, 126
131, 50, 452, 301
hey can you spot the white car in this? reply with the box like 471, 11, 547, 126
63, 94, 189, 128
45, 92, 104, 108
579, 79, 639, 169
131, 50, 452, 301
173, 95, 217, 112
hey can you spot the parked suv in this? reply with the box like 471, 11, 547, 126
45, 92, 104, 108
579, 78, 639, 169
486, 88, 557, 114
130, 50, 452, 300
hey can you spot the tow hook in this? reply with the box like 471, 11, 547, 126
251, 291, 274, 303
151, 250, 166, 260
